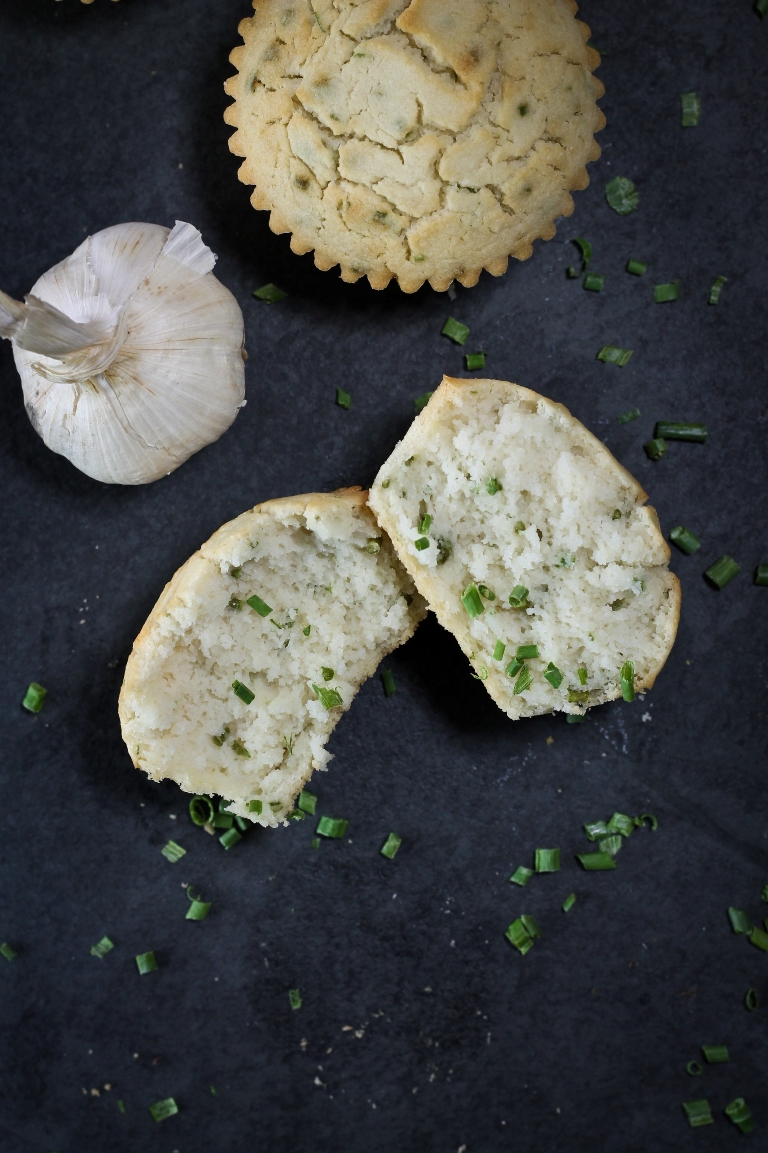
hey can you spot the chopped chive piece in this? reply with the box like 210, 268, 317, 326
705, 555, 740, 589
286, 809, 305, 821
189, 795, 215, 826
248, 799, 263, 815
566, 713, 586, 724
597, 345, 633, 366
117, 1099, 125, 1113
418, 513, 432, 534
321, 666, 334, 682
568, 689, 589, 704
232, 680, 255, 705
577, 667, 588, 685
436, 537, 452, 565
246, 594, 272, 617
562, 892, 577, 912
577, 852, 617, 871
583, 273, 604, 293
505, 918, 534, 955
381, 832, 402, 859
644, 437, 667, 461
755, 564, 768, 586
465, 352, 486, 370
745, 988, 759, 1011
219, 828, 242, 849
748, 926, 768, 951
681, 91, 701, 127
22, 682, 47, 713
365, 539, 380, 554
288, 988, 302, 1010
611, 509, 622, 521
492, 640, 506, 662
311, 838, 320, 849
510, 865, 534, 887
757, 0, 768, 17
701, 1045, 729, 1064
442, 317, 469, 345
478, 585, 496, 601
634, 813, 658, 831
708, 275, 727, 305
686, 1061, 703, 1076
605, 176, 638, 215
725, 1098, 754, 1134
161, 840, 186, 864
728, 907, 752, 934
228, 594, 243, 611
135, 951, 157, 975
598, 834, 623, 856
270, 802, 282, 812
316, 816, 348, 839
520, 915, 542, 939
212, 809, 234, 828
90, 936, 114, 959
149, 1097, 178, 1122
0, 942, 16, 961
381, 668, 396, 697
461, 583, 484, 618
670, 525, 701, 554
508, 584, 529, 608
584, 821, 610, 841
312, 683, 343, 709
514, 666, 533, 695
543, 663, 563, 689
567, 236, 592, 278
653, 281, 679, 303
516, 644, 539, 660
683, 1099, 713, 1128
617, 407, 640, 424
606, 812, 635, 837
212, 724, 230, 747
303, 624, 311, 635
505, 658, 523, 679
186, 887, 211, 921
336, 388, 351, 410
534, 848, 560, 873
253, 283, 286, 303
486, 477, 502, 495
620, 660, 636, 702
655, 421, 707, 442
233, 814, 249, 831
414, 537, 430, 551
414, 391, 433, 413
626, 259, 647, 276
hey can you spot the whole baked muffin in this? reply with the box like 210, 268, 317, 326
225, 0, 605, 292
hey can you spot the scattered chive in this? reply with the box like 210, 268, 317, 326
212, 724, 230, 746
505, 658, 523, 679
286, 809, 305, 821
414, 392, 433, 413
321, 666, 334, 682
381, 668, 396, 697
562, 892, 577, 912
705, 556, 740, 589
253, 283, 286, 303
380, 832, 401, 859
644, 438, 667, 461
597, 345, 633, 366
577, 852, 617, 871
701, 1045, 729, 1064
566, 714, 586, 724
745, 988, 759, 1011
461, 583, 484, 618
414, 537, 430, 550
568, 689, 589, 704
189, 795, 215, 826
653, 281, 679, 303
670, 526, 701, 554
633, 813, 658, 831
492, 640, 506, 662
567, 236, 592, 278
232, 680, 255, 705
577, 667, 588, 685
584, 821, 610, 841
543, 662, 563, 689
708, 275, 727, 306
230, 566, 242, 580
418, 513, 432, 534
22, 682, 47, 713
516, 644, 539, 660
0, 942, 16, 961
316, 816, 348, 839
620, 660, 636, 702
311, 838, 320, 849
508, 584, 529, 608
598, 834, 623, 856
626, 259, 647, 276
442, 317, 469, 345
478, 585, 496, 601
754, 564, 768, 586
303, 624, 311, 635
90, 936, 114, 959
520, 915, 542, 939
219, 828, 242, 849
436, 537, 452, 565
149, 1097, 178, 1122
161, 841, 186, 864
583, 273, 604, 292
682, 1099, 713, 1128
117, 1099, 125, 1113
681, 91, 701, 127
514, 666, 533, 695
654, 421, 707, 443
505, 917, 534, 955
465, 351, 486, 370
606, 812, 635, 837
534, 848, 560, 873
605, 176, 638, 215
365, 539, 380, 554
185, 887, 211, 921
514, 521, 525, 533
486, 477, 502, 495
728, 907, 752, 934
135, 951, 157, 975
617, 407, 640, 424
686, 1061, 703, 1076
248, 799, 263, 815
510, 865, 534, 887
288, 988, 302, 1010
612, 509, 622, 521
336, 388, 351, 410
246, 593, 272, 617
312, 683, 343, 709
748, 926, 768, 951
725, 1098, 755, 1135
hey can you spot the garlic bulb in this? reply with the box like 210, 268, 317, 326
0, 221, 246, 485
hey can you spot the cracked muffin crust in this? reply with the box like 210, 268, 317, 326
224, 0, 605, 292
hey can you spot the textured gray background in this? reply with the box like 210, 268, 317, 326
1, 1, 767, 1151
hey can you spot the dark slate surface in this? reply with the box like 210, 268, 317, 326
1, 1, 767, 1151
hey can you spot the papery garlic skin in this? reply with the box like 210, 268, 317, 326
0, 221, 245, 485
